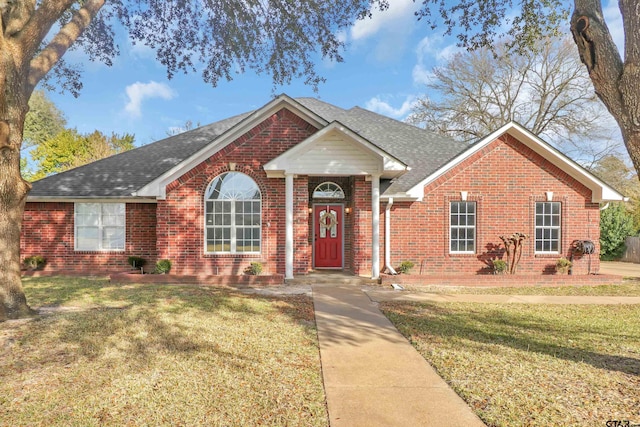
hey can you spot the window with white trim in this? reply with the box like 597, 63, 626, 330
535, 202, 561, 253
313, 182, 345, 199
205, 172, 261, 253
75, 203, 125, 251
450, 201, 476, 253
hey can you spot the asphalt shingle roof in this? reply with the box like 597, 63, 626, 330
30, 96, 466, 198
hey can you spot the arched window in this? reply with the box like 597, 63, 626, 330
313, 182, 345, 199
205, 172, 261, 253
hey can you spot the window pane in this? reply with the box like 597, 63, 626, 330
77, 227, 99, 250
103, 227, 125, 250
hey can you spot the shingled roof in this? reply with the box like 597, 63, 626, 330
28, 95, 467, 199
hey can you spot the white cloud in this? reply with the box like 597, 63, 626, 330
365, 95, 417, 119
124, 81, 176, 118
411, 35, 460, 86
349, 0, 420, 62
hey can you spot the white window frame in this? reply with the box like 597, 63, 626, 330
74, 203, 126, 251
312, 182, 345, 199
449, 201, 476, 254
204, 172, 261, 254
535, 201, 561, 254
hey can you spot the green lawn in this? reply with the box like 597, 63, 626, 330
381, 301, 640, 427
0, 277, 328, 426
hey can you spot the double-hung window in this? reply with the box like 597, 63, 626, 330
535, 202, 561, 253
205, 172, 261, 253
450, 201, 476, 253
75, 203, 125, 250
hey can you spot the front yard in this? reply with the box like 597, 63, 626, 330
381, 300, 640, 427
0, 277, 327, 426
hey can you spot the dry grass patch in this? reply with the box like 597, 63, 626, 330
381, 301, 640, 427
405, 280, 640, 296
1, 277, 327, 426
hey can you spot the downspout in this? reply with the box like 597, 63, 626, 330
384, 198, 397, 275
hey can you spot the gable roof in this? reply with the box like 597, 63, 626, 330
27, 95, 624, 203
404, 122, 625, 203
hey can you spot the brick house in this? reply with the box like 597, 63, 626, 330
21, 94, 624, 279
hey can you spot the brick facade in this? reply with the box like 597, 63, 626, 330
384, 134, 600, 276
20, 115, 602, 279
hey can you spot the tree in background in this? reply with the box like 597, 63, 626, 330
407, 37, 620, 166
592, 155, 640, 229
413, 1, 640, 179
0, 0, 385, 320
30, 129, 134, 180
600, 202, 636, 260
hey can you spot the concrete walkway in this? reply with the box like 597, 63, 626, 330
312, 284, 485, 427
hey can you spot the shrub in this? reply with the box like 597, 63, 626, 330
555, 257, 572, 274
155, 259, 172, 274
245, 262, 263, 275
23, 255, 46, 270
600, 202, 635, 260
397, 261, 415, 274
127, 256, 146, 268
492, 259, 507, 274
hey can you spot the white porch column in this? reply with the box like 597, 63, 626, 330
285, 173, 294, 280
371, 174, 381, 279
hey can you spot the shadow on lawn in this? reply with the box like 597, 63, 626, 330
382, 302, 640, 377
17, 277, 316, 368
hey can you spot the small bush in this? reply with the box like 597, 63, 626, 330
555, 257, 572, 274
23, 255, 46, 270
127, 256, 146, 268
397, 261, 415, 274
245, 262, 263, 275
155, 259, 172, 274
492, 259, 507, 274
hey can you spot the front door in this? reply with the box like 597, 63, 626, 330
314, 204, 343, 268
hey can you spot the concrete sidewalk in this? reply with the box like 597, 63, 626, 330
364, 290, 640, 305
313, 284, 485, 427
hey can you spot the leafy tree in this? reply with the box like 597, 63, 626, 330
407, 37, 620, 166
413, 1, 640, 180
23, 90, 67, 148
600, 202, 636, 260
30, 129, 134, 180
591, 155, 640, 230
0, 0, 384, 320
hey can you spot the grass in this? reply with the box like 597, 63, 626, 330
404, 280, 640, 296
1, 277, 328, 426
380, 301, 640, 427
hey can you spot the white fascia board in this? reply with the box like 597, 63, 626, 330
263, 121, 408, 176
26, 196, 157, 203
405, 122, 626, 203
135, 94, 329, 199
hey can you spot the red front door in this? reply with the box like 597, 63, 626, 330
314, 204, 343, 268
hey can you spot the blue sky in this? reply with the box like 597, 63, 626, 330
45, 0, 625, 148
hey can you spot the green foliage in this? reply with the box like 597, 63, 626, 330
492, 259, 507, 274
23, 255, 46, 271
154, 259, 172, 274
31, 129, 135, 179
555, 257, 572, 274
245, 262, 263, 276
23, 90, 67, 148
600, 203, 636, 260
397, 261, 415, 274
127, 256, 146, 268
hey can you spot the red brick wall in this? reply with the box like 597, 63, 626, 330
156, 108, 317, 276
385, 135, 600, 275
21, 202, 157, 273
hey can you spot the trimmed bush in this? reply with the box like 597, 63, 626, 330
245, 262, 263, 275
127, 256, 146, 268
155, 259, 172, 274
23, 255, 46, 271
397, 261, 415, 274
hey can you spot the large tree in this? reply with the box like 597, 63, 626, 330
0, 0, 384, 320
413, 1, 640, 175
407, 37, 620, 166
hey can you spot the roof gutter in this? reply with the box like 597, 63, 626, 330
383, 197, 397, 275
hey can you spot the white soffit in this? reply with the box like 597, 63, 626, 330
264, 121, 408, 178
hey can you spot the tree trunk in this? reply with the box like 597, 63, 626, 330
0, 53, 33, 321
571, 0, 640, 177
